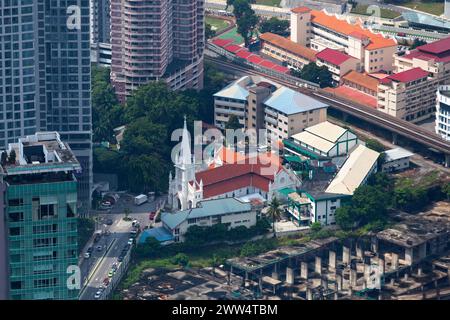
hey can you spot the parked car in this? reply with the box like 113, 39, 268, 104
87, 247, 94, 254
106, 219, 113, 225
108, 270, 114, 278
149, 212, 156, 220
111, 263, 118, 272
96, 245, 103, 252
103, 278, 110, 286
94, 290, 102, 299
127, 238, 134, 245
84, 252, 91, 259
117, 256, 124, 263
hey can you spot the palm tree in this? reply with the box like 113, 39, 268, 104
124, 207, 131, 221
267, 197, 282, 238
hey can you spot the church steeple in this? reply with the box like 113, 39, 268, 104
179, 115, 192, 167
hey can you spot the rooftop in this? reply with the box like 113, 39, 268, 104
263, 86, 329, 115
384, 147, 414, 162
325, 144, 379, 195
162, 198, 252, 229
310, 10, 397, 50
0, 132, 81, 176
214, 75, 278, 101
291, 7, 311, 14
402, 36, 450, 63
305, 121, 348, 143
342, 70, 380, 92
381, 67, 429, 84
259, 32, 317, 62
316, 48, 355, 66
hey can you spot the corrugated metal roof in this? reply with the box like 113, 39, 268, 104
384, 147, 414, 162
263, 87, 328, 115
305, 121, 348, 143
213, 76, 250, 100
325, 145, 379, 195
161, 198, 252, 229
291, 130, 336, 153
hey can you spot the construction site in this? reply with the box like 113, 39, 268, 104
225, 202, 450, 300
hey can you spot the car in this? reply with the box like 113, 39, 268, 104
124, 244, 131, 250
108, 270, 114, 278
127, 238, 134, 245
111, 264, 118, 272
104, 230, 111, 236
132, 219, 138, 226
87, 247, 94, 254
96, 245, 103, 252
103, 278, 110, 286
117, 256, 124, 262
84, 252, 91, 259
94, 290, 102, 299
106, 219, 113, 225
149, 212, 156, 220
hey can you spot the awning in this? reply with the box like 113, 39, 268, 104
284, 155, 304, 164
278, 187, 297, 196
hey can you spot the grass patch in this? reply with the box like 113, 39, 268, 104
218, 26, 245, 45
401, 1, 444, 16
206, 16, 230, 33
255, 0, 281, 7
351, 4, 401, 19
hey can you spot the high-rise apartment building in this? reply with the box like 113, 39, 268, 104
90, 0, 111, 45
0, 0, 92, 214
436, 85, 450, 141
0, 132, 81, 300
110, 0, 205, 102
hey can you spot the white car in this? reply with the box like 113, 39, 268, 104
127, 238, 134, 245
84, 252, 91, 259
94, 290, 102, 299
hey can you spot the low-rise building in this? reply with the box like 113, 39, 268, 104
259, 32, 317, 70
381, 147, 414, 173
315, 48, 361, 83
377, 67, 436, 121
340, 70, 379, 97
436, 85, 450, 141
263, 87, 328, 142
214, 76, 328, 138
161, 198, 257, 242
285, 121, 359, 162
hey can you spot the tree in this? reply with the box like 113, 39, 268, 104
8, 149, 16, 164
442, 182, 450, 200
259, 17, 289, 36
410, 38, 427, 49
236, 11, 259, 47
293, 63, 333, 88
205, 23, 216, 40
335, 206, 355, 231
267, 197, 282, 237
171, 253, 189, 267
124, 207, 131, 221
310, 222, 322, 233
365, 139, 385, 152
225, 114, 243, 131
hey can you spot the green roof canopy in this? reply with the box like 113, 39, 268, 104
278, 187, 297, 196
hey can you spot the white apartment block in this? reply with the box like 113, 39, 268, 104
436, 85, 450, 141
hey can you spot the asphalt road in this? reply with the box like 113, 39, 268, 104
79, 195, 166, 300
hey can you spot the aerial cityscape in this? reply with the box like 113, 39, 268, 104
1, 0, 450, 306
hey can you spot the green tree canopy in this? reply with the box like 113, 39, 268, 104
293, 63, 333, 88
259, 17, 289, 36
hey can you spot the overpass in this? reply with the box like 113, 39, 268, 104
205, 55, 450, 166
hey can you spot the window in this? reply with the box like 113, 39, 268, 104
9, 212, 24, 222
8, 198, 23, 206
9, 227, 21, 236
11, 281, 22, 290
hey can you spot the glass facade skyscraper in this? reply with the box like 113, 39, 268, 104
0, 0, 92, 214
0, 132, 81, 300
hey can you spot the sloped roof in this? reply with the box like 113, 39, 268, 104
310, 10, 396, 50
305, 121, 348, 143
264, 86, 328, 115
325, 145, 379, 195
380, 67, 429, 84
213, 76, 250, 100
342, 70, 380, 92
161, 198, 252, 229
384, 147, 414, 162
316, 48, 355, 66
259, 32, 317, 62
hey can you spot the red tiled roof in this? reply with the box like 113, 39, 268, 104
246, 55, 264, 64
417, 36, 450, 55
202, 174, 272, 198
211, 38, 234, 47
291, 7, 311, 14
258, 60, 277, 68
382, 67, 429, 84
224, 44, 243, 53
236, 50, 252, 59
316, 48, 354, 66
325, 86, 377, 109
272, 65, 290, 74
342, 70, 380, 92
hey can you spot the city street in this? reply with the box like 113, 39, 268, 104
79, 195, 166, 300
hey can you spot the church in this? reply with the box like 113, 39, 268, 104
168, 119, 300, 211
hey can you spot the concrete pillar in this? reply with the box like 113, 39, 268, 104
301, 262, 308, 280
356, 244, 363, 260
364, 264, 371, 281
306, 286, 313, 300
322, 277, 328, 290
445, 154, 450, 168
447, 269, 450, 282
417, 267, 422, 276
405, 247, 414, 266
286, 266, 294, 285
272, 264, 279, 280
350, 269, 357, 287
336, 273, 343, 291
379, 257, 385, 275
404, 273, 409, 281
334, 292, 339, 300
328, 251, 336, 272
392, 133, 398, 145
391, 253, 399, 270
315, 256, 322, 275
348, 286, 353, 297
343, 246, 350, 265
390, 278, 395, 286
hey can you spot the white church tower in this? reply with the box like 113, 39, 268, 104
168, 117, 202, 211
